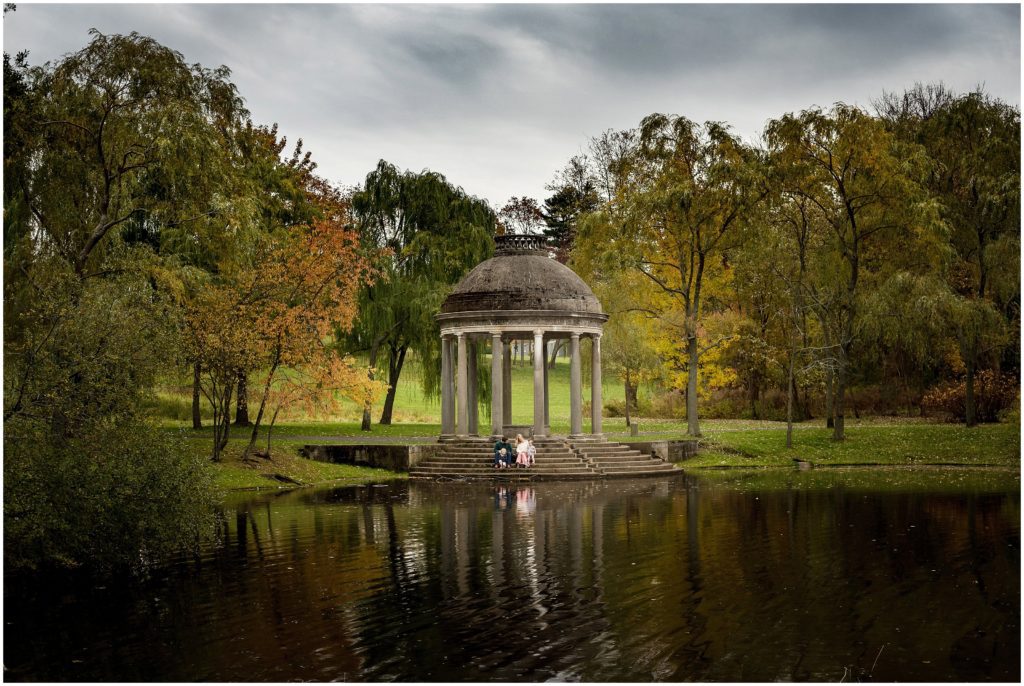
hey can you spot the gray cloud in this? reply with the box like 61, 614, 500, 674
4, 4, 1018, 206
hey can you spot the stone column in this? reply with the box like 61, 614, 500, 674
467, 340, 479, 435
543, 339, 550, 429
532, 329, 546, 437
591, 333, 602, 436
456, 333, 468, 436
491, 334, 503, 437
502, 341, 512, 427
570, 332, 583, 437
440, 335, 454, 436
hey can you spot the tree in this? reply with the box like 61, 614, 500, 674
5, 30, 246, 280
765, 104, 938, 440
498, 195, 545, 235
877, 86, 1020, 426
349, 161, 495, 428
582, 114, 765, 436
3, 31, 250, 569
185, 219, 382, 461
240, 220, 380, 458
542, 156, 600, 263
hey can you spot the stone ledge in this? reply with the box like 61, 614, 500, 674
620, 439, 699, 462
301, 443, 443, 472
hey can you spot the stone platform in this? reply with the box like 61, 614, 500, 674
408, 436, 681, 481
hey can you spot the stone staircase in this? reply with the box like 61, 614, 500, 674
409, 436, 680, 481
568, 439, 679, 477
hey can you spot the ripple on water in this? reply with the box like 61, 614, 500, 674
3, 477, 1019, 682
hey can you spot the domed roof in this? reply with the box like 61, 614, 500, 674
440, 235, 603, 316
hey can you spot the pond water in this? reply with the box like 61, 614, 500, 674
4, 470, 1020, 682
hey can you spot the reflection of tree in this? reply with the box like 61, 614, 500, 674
5, 479, 1018, 682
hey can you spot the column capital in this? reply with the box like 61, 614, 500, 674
570, 332, 581, 341
533, 329, 545, 338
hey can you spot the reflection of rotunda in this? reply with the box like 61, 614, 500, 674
436, 234, 607, 439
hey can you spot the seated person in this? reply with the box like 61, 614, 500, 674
502, 439, 515, 468
493, 437, 507, 468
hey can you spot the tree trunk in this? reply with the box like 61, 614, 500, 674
362, 339, 382, 431
213, 382, 234, 461
234, 371, 251, 426
749, 370, 760, 420
244, 356, 280, 460
548, 339, 564, 369
192, 362, 202, 429
825, 369, 835, 429
965, 353, 977, 427
786, 350, 795, 449
832, 357, 847, 441
266, 406, 282, 458
686, 334, 700, 436
379, 344, 408, 425
624, 371, 632, 428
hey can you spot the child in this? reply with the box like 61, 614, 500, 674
493, 436, 507, 469
515, 434, 530, 468
526, 439, 537, 467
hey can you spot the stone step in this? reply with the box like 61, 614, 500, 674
581, 453, 647, 460
573, 445, 643, 454
602, 467, 677, 476
590, 457, 665, 465
410, 439, 682, 481
439, 448, 576, 455
589, 456, 659, 462
419, 460, 588, 469
410, 468, 597, 476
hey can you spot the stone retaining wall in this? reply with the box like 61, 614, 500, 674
301, 444, 442, 472
620, 439, 699, 463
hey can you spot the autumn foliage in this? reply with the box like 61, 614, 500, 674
186, 219, 384, 460
922, 370, 1019, 423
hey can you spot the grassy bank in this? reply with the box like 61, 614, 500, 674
689, 421, 1020, 468
690, 466, 1021, 493
182, 436, 404, 491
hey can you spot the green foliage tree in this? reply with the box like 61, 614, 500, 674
877, 85, 1020, 426
765, 104, 940, 440
3, 31, 250, 570
348, 160, 495, 428
582, 114, 765, 436
542, 155, 600, 263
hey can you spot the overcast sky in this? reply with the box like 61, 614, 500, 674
4, 3, 1020, 207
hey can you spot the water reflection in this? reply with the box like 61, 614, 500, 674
4, 472, 1019, 682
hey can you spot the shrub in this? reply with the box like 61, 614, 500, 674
603, 399, 626, 417
921, 370, 1019, 423
4, 420, 216, 573
647, 390, 686, 419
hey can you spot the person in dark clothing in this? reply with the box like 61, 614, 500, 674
493, 436, 509, 468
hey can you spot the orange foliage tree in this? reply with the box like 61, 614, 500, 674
186, 218, 383, 461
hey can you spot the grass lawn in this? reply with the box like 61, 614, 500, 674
690, 421, 1020, 468
160, 356, 1019, 475
153, 355, 626, 431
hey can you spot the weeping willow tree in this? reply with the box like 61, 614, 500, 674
347, 160, 495, 428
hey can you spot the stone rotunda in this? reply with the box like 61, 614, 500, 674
437, 233, 606, 440
410, 234, 679, 480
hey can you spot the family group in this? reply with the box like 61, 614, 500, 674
493, 434, 536, 469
